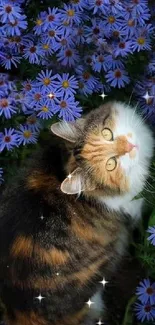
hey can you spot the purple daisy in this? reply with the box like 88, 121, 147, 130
57, 47, 79, 67
135, 302, 155, 322
114, 40, 133, 57
136, 279, 155, 305
102, 11, 122, 32
147, 226, 155, 246
33, 11, 46, 35
23, 42, 43, 64
131, 34, 152, 52
26, 114, 42, 131
59, 4, 82, 25
0, 51, 21, 69
25, 87, 45, 108
88, 0, 110, 14
16, 125, 38, 145
43, 7, 62, 31
0, 2, 22, 23
36, 70, 58, 93
0, 96, 17, 119
105, 68, 130, 88
4, 15, 28, 36
70, 0, 86, 11
53, 73, 78, 96
0, 128, 18, 152
53, 94, 82, 121
42, 26, 63, 48
36, 104, 53, 120
91, 52, 111, 72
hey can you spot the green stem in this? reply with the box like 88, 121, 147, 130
122, 295, 137, 325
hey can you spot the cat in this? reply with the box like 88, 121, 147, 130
0, 101, 154, 325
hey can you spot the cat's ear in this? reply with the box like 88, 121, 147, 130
51, 119, 85, 143
61, 167, 95, 195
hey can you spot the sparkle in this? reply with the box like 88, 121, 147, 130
86, 299, 94, 308
48, 93, 55, 99
7, 265, 9, 268
142, 91, 154, 104
56, 272, 60, 276
35, 294, 45, 302
97, 320, 104, 325
100, 92, 108, 100
99, 277, 109, 287
40, 215, 44, 220
68, 174, 72, 180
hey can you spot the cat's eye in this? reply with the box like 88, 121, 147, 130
102, 128, 113, 141
106, 158, 117, 171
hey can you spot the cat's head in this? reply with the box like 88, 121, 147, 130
51, 101, 154, 198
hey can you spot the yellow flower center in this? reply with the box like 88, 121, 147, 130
43, 78, 51, 85
42, 106, 49, 112
108, 16, 115, 24
23, 131, 32, 138
62, 81, 69, 88
67, 9, 75, 17
43, 44, 49, 50
36, 19, 42, 26
137, 37, 145, 45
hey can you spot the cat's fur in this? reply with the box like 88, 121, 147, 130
0, 101, 154, 325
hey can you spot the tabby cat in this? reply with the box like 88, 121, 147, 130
0, 101, 154, 325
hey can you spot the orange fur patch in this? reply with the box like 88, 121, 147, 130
11, 236, 70, 265
5, 311, 48, 325
27, 172, 58, 191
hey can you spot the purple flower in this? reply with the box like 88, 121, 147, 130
0, 128, 18, 152
147, 226, 155, 246
114, 40, 133, 57
53, 73, 78, 96
16, 125, 38, 145
33, 11, 46, 35
0, 51, 21, 69
42, 7, 62, 31
0, 97, 17, 119
25, 87, 45, 108
35, 101, 54, 120
57, 47, 79, 67
4, 15, 27, 36
135, 302, 155, 322
87, 0, 110, 14
36, 70, 57, 93
26, 114, 42, 131
121, 18, 137, 37
59, 4, 82, 25
53, 94, 82, 121
23, 42, 43, 64
0, 2, 22, 23
105, 68, 130, 88
70, 0, 86, 11
136, 279, 155, 305
91, 53, 109, 72
102, 11, 122, 32
0, 167, 4, 184
42, 26, 63, 48
131, 34, 152, 52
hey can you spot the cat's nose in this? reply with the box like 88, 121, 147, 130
116, 136, 136, 155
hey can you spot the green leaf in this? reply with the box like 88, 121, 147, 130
122, 295, 137, 325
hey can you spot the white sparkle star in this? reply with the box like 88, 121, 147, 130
7, 265, 9, 268
99, 277, 108, 287
67, 174, 72, 180
97, 319, 104, 325
40, 215, 44, 220
142, 91, 153, 104
35, 294, 45, 302
48, 93, 55, 99
86, 299, 94, 308
56, 272, 60, 276
100, 91, 108, 100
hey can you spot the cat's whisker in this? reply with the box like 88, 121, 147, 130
128, 90, 134, 106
